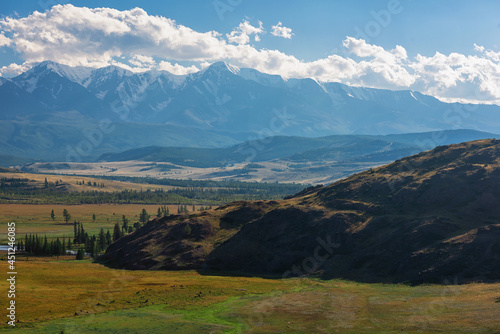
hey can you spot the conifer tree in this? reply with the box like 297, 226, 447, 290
139, 208, 150, 224
122, 215, 129, 233
76, 248, 84, 260
98, 228, 106, 251
73, 221, 78, 244
43, 235, 49, 255
63, 209, 71, 224
105, 230, 112, 246
113, 223, 121, 242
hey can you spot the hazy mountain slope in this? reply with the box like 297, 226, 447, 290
0, 120, 239, 162
98, 129, 498, 167
0, 78, 48, 120
102, 139, 500, 283
11, 61, 110, 120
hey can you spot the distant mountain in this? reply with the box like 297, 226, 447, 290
99, 129, 498, 168
102, 139, 500, 283
2, 60, 500, 163
0, 119, 240, 163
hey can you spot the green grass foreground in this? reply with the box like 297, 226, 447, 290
1, 256, 499, 333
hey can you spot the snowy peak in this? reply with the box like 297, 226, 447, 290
205, 61, 240, 75
197, 61, 286, 88
33, 61, 92, 84
83, 65, 133, 90
13, 61, 93, 92
197, 62, 240, 81
238, 67, 284, 87
89, 65, 132, 81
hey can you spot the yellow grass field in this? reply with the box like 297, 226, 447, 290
0, 204, 197, 243
0, 172, 176, 193
0, 256, 499, 333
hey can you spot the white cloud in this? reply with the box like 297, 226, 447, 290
158, 61, 199, 75
129, 54, 156, 71
226, 20, 263, 45
0, 61, 33, 77
271, 22, 293, 39
0, 33, 12, 47
0, 4, 227, 68
410, 49, 500, 103
474, 43, 485, 53
2, 5, 500, 104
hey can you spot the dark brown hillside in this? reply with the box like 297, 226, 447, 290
102, 139, 500, 283
100, 201, 280, 270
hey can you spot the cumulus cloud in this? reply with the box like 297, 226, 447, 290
341, 37, 414, 88
271, 22, 293, 39
226, 20, 263, 44
0, 61, 33, 77
158, 61, 199, 75
410, 49, 500, 103
129, 54, 156, 71
0, 4, 227, 69
0, 33, 11, 47
1, 5, 500, 104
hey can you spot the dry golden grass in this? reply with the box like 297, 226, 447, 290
0, 204, 198, 242
0, 172, 175, 193
1, 257, 499, 333
0, 256, 295, 329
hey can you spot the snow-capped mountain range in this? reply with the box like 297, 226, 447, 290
1, 60, 500, 162
4, 60, 500, 135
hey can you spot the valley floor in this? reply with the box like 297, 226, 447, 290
23, 159, 382, 185
1, 255, 499, 333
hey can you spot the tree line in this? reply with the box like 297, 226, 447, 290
0, 173, 307, 205
17, 208, 157, 259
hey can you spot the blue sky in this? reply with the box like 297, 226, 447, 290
1, 0, 500, 104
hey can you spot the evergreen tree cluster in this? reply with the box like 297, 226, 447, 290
0, 177, 29, 188
76, 180, 105, 188
177, 204, 189, 213
19, 234, 71, 257
16, 208, 159, 259
158, 205, 170, 217
73, 222, 113, 257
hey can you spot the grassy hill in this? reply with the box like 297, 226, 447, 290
102, 139, 500, 284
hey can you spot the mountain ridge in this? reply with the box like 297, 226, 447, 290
3, 61, 500, 164
3, 60, 500, 134
98, 129, 498, 167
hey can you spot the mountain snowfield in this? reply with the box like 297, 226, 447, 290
1, 60, 500, 163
